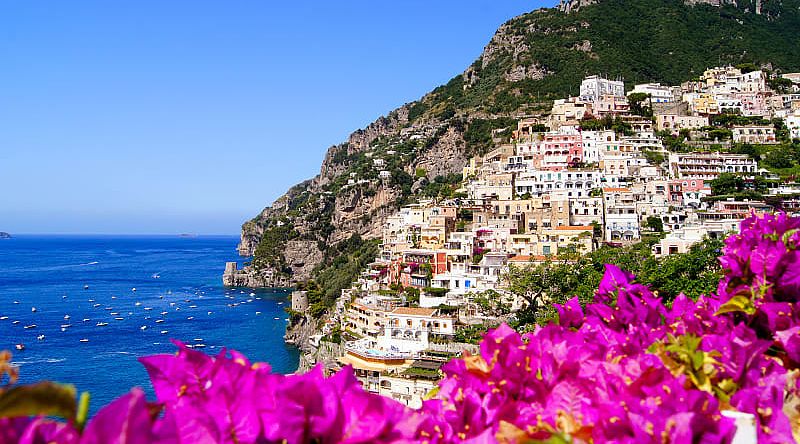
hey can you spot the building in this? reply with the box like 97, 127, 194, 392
731, 126, 777, 144
629, 83, 674, 103
654, 114, 709, 132
603, 188, 640, 242
668, 152, 757, 180
580, 75, 625, 101
786, 112, 800, 140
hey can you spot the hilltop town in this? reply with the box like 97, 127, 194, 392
276, 65, 800, 408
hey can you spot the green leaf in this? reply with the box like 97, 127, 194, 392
76, 391, 90, 431
715, 295, 756, 315
422, 386, 440, 401
0, 382, 77, 420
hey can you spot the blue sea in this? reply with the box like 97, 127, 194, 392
0, 235, 299, 414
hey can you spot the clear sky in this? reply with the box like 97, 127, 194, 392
1, 1, 549, 235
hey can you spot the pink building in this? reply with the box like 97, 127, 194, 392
538, 131, 584, 169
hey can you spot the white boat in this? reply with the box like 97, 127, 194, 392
110, 312, 119, 316
80, 339, 89, 343
0, 316, 8, 320
111, 296, 117, 299
140, 325, 147, 331
88, 299, 95, 302
144, 307, 153, 311
24, 324, 37, 329
193, 344, 206, 348
64, 315, 70, 320
186, 316, 194, 320
188, 305, 197, 308
31, 307, 37, 312
60, 324, 71, 328
93, 304, 101, 308
12, 320, 20, 325
37, 335, 45, 340
96, 322, 109, 327
131, 288, 136, 292
114, 317, 124, 320
15, 344, 25, 350
135, 302, 141, 306
255, 311, 261, 315
155, 319, 164, 323
160, 311, 168, 315
83, 318, 90, 322
193, 338, 203, 342
160, 330, 168, 334
249, 292, 256, 297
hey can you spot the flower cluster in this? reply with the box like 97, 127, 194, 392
1, 212, 800, 443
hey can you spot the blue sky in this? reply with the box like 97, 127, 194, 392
0, 1, 548, 235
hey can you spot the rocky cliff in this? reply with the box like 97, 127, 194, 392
229, 0, 800, 296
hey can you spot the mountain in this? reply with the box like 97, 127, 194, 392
225, 0, 800, 308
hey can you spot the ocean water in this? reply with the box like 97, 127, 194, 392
0, 235, 299, 414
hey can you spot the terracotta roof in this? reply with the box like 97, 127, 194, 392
602, 187, 631, 192
555, 225, 593, 231
391, 307, 437, 317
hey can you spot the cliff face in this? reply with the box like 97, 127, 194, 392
229, 0, 800, 290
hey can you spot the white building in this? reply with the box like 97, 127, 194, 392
668, 152, 758, 180
580, 75, 625, 101
732, 126, 777, 144
786, 112, 800, 140
629, 83, 673, 103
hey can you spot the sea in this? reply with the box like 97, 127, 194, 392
0, 235, 299, 414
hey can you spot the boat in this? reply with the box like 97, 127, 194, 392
64, 315, 70, 320
83, 318, 90, 322
249, 292, 256, 297
60, 324, 71, 328
79, 339, 89, 343
114, 317, 124, 320
144, 307, 153, 311
110, 312, 119, 316
96, 322, 109, 327
24, 324, 37, 329
140, 326, 147, 331
160, 330, 168, 334
131, 288, 136, 292
193, 338, 203, 342
155, 319, 164, 324
88, 299, 95, 302
188, 305, 197, 308
193, 344, 206, 348
93, 304, 101, 308
15, 344, 25, 351
12, 320, 20, 324
84, 285, 89, 290
37, 335, 45, 340
160, 311, 168, 315
0, 316, 8, 320
111, 296, 117, 299
186, 316, 194, 320
135, 302, 141, 306
31, 307, 37, 313
13, 301, 19, 304
255, 311, 261, 315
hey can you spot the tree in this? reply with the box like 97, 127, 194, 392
472, 290, 512, 317
764, 145, 795, 169
628, 92, 652, 117
710, 173, 745, 195
645, 216, 664, 232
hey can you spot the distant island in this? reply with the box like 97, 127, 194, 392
0, 232, 11, 239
